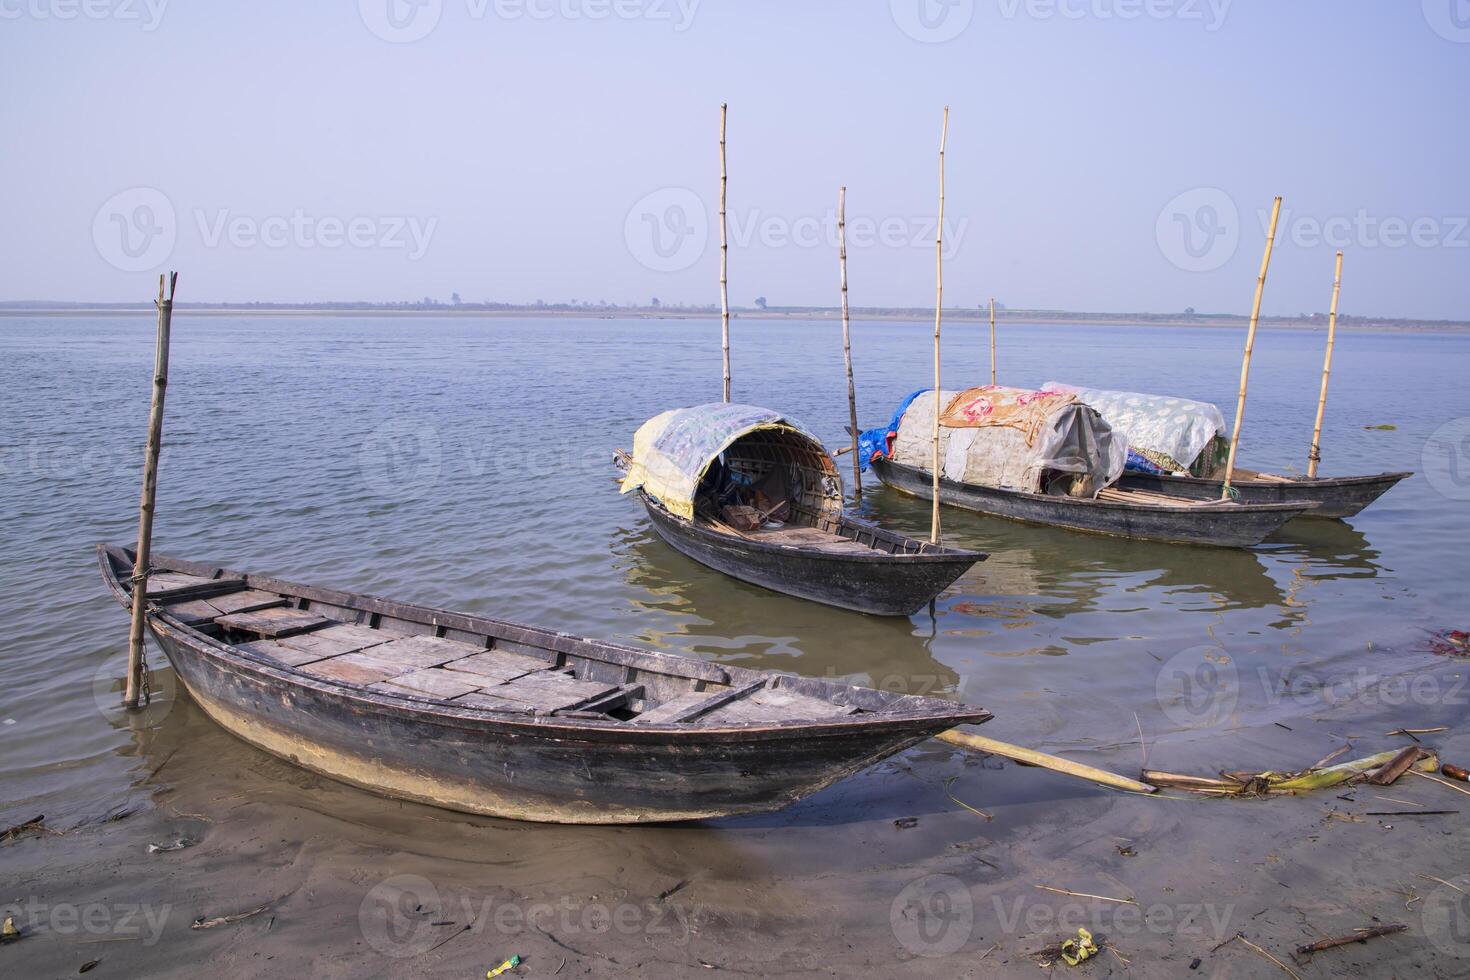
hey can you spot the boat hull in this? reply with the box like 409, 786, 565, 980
871, 458, 1307, 548
1117, 470, 1411, 520
147, 616, 962, 824
642, 497, 980, 616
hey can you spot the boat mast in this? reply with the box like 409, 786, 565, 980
1307, 251, 1344, 478
930, 107, 948, 544
1221, 196, 1281, 499
125, 271, 178, 708
988, 296, 997, 386
838, 186, 861, 499
719, 102, 731, 403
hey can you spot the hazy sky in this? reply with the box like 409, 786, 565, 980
3, 1, 1467, 318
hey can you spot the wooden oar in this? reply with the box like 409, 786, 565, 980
936, 728, 1156, 794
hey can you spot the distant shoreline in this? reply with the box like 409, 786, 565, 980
0, 304, 1464, 332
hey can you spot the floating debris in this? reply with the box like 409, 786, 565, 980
1142, 748, 1439, 796
1295, 923, 1405, 956
192, 904, 270, 930
147, 837, 196, 853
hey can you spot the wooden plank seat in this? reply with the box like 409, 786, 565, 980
440, 649, 551, 684
144, 572, 228, 596
161, 589, 286, 626
237, 623, 395, 668
214, 606, 334, 639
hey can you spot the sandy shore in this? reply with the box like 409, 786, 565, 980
5, 653, 1469, 979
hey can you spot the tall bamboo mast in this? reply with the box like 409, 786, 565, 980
988, 296, 997, 386
1307, 251, 1344, 478
1221, 196, 1282, 498
125, 271, 178, 708
930, 107, 949, 544
838, 186, 861, 498
719, 102, 731, 402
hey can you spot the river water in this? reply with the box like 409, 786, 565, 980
4, 313, 1467, 816
2, 315, 1468, 973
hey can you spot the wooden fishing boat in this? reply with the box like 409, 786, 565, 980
639, 491, 984, 616
618, 404, 985, 616
871, 457, 1312, 548
1117, 468, 1411, 520
98, 545, 989, 824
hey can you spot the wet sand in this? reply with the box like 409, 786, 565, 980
6, 655, 1469, 979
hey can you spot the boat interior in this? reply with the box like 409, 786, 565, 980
690, 428, 942, 556
104, 547, 955, 727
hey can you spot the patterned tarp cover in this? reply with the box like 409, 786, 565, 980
1040, 382, 1226, 475
883, 387, 1126, 495
618, 403, 838, 521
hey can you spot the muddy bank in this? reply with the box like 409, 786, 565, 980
5, 656, 1469, 979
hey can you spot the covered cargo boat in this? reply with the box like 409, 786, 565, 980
1042, 382, 1409, 519
617, 403, 985, 615
863, 385, 1310, 547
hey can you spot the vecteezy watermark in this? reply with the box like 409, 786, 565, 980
891, 874, 974, 957
93, 187, 177, 274
1424, 877, 1470, 958
91, 649, 178, 727
1158, 188, 1469, 273
0, 897, 171, 946
358, 419, 444, 499
359, 874, 441, 957
1155, 644, 1238, 729
0, 0, 169, 30
92, 186, 438, 272
1424, 418, 1470, 502
1258, 665, 1469, 712
624, 187, 969, 273
624, 187, 708, 273
889, 0, 974, 43
1155, 187, 1239, 273
996, 0, 1232, 30
1259, 206, 1470, 251
357, 421, 616, 500
359, 0, 699, 43
1422, 0, 1470, 44
993, 895, 1235, 945
359, 875, 703, 958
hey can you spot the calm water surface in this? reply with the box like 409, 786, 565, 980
3, 315, 1468, 823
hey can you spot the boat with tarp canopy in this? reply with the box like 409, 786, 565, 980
617, 403, 985, 616
1043, 382, 1410, 519
862, 385, 1311, 548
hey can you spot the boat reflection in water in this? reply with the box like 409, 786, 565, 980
613, 524, 964, 699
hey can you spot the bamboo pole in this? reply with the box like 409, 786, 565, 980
719, 102, 731, 403
1221, 196, 1282, 499
125, 271, 177, 709
837, 186, 861, 499
936, 729, 1157, 795
930, 107, 948, 544
988, 296, 997, 386
1307, 251, 1343, 478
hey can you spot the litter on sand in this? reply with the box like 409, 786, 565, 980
487, 954, 523, 977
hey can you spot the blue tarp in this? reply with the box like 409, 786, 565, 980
857, 388, 929, 472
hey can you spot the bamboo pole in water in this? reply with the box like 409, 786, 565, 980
719, 102, 731, 403
1307, 251, 1344, 478
936, 730, 1156, 794
930, 107, 949, 544
1221, 196, 1282, 498
125, 271, 177, 708
988, 296, 997, 386
837, 186, 861, 498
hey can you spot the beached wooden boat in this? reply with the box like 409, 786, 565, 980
618, 404, 985, 616
871, 457, 1311, 548
1117, 468, 1411, 520
98, 545, 989, 824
